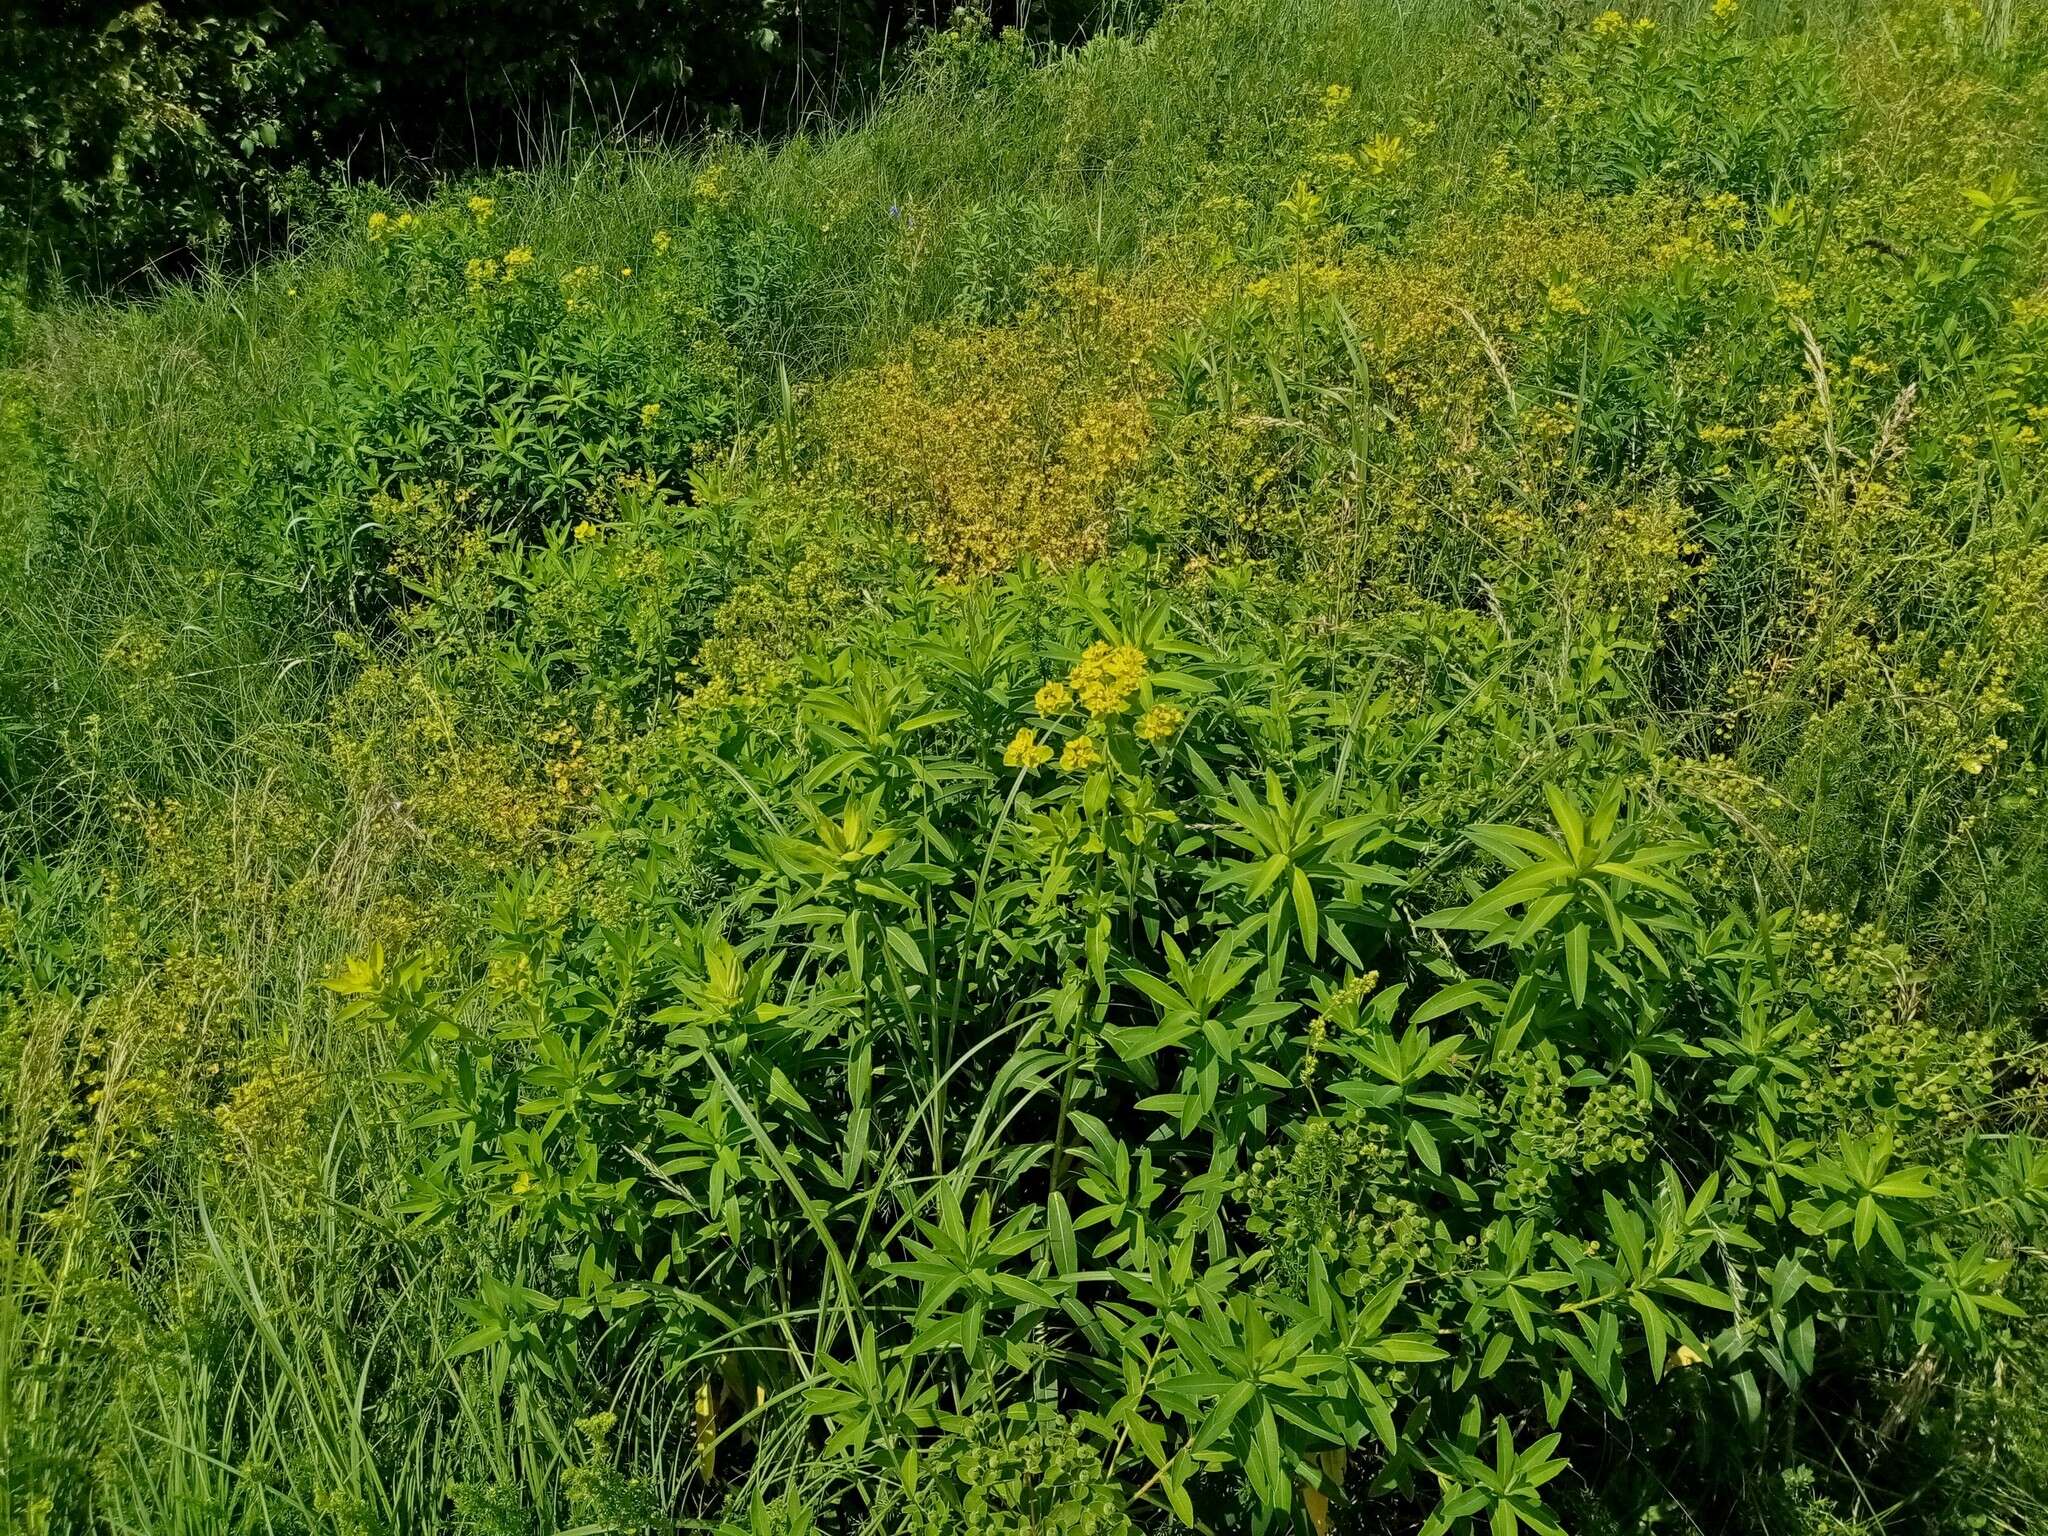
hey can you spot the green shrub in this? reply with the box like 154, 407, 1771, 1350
260, 201, 739, 616
1527, 4, 1844, 207
0, 4, 330, 287
351, 570, 2043, 1532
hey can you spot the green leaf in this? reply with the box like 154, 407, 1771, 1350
992, 1272, 1058, 1309
1652, 1278, 1737, 1312
1292, 864, 1320, 960
1369, 1334, 1449, 1363
882, 924, 928, 976
1406, 1118, 1443, 1174
1630, 1292, 1669, 1380
1249, 1406, 1287, 1511
446, 1324, 504, 1360
1160, 1461, 1196, 1526
1048, 1192, 1077, 1277
1411, 976, 1501, 1025
1480, 1331, 1513, 1378
1545, 784, 1586, 862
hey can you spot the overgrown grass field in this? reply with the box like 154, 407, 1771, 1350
4, 1, 2048, 1531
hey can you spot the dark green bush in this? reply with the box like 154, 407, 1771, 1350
2, 2, 1100, 293
1, 4, 330, 286
258, 203, 739, 616
349, 569, 2044, 1533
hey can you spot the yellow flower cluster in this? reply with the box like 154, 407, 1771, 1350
1135, 703, 1184, 744
214, 1058, 322, 1171
688, 542, 857, 704
1590, 9, 1655, 37
562, 263, 601, 311
1546, 281, 1591, 316
1006, 646, 1179, 772
1300, 970, 1380, 1084
539, 717, 593, 802
692, 163, 730, 205
803, 272, 1189, 577
102, 623, 169, 684
122, 791, 326, 954
1066, 640, 1148, 717
465, 247, 533, 290
329, 658, 566, 883
1003, 728, 1053, 769
468, 195, 495, 225
1579, 491, 1707, 619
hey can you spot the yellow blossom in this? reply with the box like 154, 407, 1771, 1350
572, 520, 598, 543
1135, 703, 1184, 744
1957, 735, 2006, 774
1547, 282, 1590, 316
800, 293, 1158, 576
640, 402, 663, 430
468, 194, 495, 224
1066, 641, 1148, 717
503, 246, 535, 279
367, 210, 391, 239
560, 263, 600, 309
652, 228, 673, 254
1060, 735, 1103, 773
1003, 728, 1053, 769
692, 163, 729, 204
1035, 680, 1073, 715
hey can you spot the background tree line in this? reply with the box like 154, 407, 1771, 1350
0, 0, 1101, 290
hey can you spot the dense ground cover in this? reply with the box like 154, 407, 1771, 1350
4, 1, 2048, 1531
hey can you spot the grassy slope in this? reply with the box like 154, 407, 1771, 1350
4, 0, 2048, 1531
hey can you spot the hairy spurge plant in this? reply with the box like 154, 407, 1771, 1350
349, 576, 2039, 1533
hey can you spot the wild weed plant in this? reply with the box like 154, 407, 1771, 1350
4, 0, 2048, 1532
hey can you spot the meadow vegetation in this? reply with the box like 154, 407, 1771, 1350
4, 0, 2048, 1531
